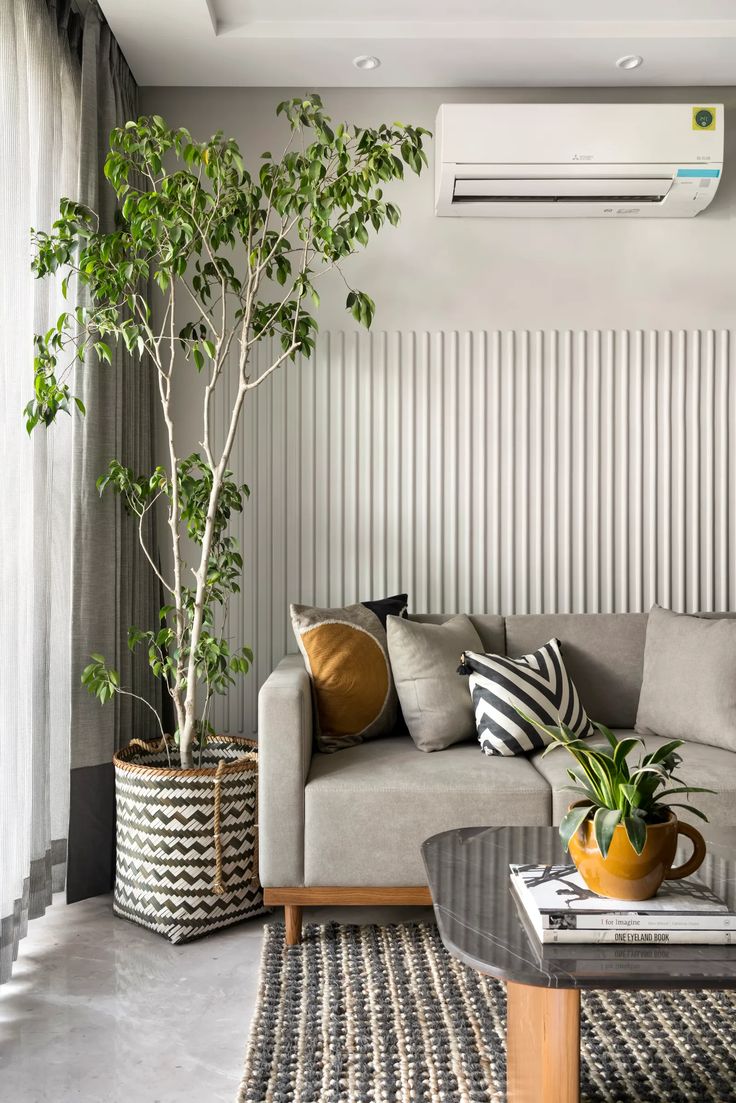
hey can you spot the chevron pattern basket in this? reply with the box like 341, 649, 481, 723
113, 736, 265, 943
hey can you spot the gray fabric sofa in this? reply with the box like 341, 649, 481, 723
258, 612, 736, 942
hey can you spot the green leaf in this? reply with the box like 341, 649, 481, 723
643, 740, 684, 766
612, 737, 641, 776
659, 802, 710, 821
346, 290, 375, 329
593, 806, 621, 859
623, 815, 647, 855
655, 785, 716, 801
94, 341, 111, 365
516, 707, 564, 748
559, 803, 593, 852
620, 782, 642, 809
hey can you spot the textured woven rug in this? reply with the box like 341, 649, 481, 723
238, 922, 736, 1103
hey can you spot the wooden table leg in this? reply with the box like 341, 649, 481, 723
506, 981, 580, 1103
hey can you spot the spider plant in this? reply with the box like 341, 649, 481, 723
521, 715, 714, 860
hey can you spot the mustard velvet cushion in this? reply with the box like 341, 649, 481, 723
290, 594, 408, 753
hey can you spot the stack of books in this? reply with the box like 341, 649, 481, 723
510, 862, 736, 945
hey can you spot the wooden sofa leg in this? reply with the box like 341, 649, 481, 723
285, 904, 303, 946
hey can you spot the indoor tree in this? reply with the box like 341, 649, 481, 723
27, 95, 429, 768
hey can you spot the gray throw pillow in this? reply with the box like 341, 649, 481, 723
635, 605, 736, 752
387, 614, 484, 752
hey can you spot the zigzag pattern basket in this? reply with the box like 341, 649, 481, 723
113, 736, 265, 943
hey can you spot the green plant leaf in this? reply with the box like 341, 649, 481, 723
563, 784, 601, 802
642, 740, 684, 766
581, 751, 617, 808
515, 707, 563, 746
612, 737, 641, 775
593, 722, 619, 751
620, 782, 643, 809
655, 785, 716, 801
658, 802, 710, 822
593, 807, 621, 859
623, 815, 647, 855
559, 803, 593, 851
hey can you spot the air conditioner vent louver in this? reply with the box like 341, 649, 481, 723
435, 104, 723, 218
452, 194, 666, 204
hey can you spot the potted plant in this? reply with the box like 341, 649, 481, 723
27, 96, 429, 941
526, 718, 714, 901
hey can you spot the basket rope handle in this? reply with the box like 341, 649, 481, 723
127, 738, 154, 752
127, 736, 171, 755
212, 761, 226, 895
211, 756, 259, 896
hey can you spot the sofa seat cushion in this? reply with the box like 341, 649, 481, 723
304, 735, 551, 886
529, 730, 736, 827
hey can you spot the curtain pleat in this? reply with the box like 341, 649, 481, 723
1, 0, 159, 979
0, 0, 79, 985
68, 1, 160, 902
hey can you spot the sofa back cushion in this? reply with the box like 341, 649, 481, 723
410, 613, 505, 654
636, 605, 736, 752
504, 613, 648, 729
409, 612, 647, 728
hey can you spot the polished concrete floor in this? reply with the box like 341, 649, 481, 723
0, 894, 434, 1103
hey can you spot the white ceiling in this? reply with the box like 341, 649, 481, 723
98, 0, 736, 87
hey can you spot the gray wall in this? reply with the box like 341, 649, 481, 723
140, 86, 736, 332
138, 85, 736, 734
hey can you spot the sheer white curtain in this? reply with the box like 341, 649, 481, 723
0, 0, 80, 982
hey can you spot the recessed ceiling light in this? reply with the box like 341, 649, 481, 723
353, 55, 381, 71
616, 55, 643, 71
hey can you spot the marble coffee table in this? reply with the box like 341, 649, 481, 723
422, 824, 736, 1103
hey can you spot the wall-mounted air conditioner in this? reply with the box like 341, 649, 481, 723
435, 103, 723, 218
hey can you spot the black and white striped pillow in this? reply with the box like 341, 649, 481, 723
461, 639, 594, 757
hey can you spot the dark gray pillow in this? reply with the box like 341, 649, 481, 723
387, 614, 483, 752
635, 605, 736, 752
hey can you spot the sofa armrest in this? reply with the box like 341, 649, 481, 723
258, 654, 313, 887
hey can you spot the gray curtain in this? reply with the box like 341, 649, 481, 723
68, 1, 161, 902
0, 0, 79, 987
0, 0, 159, 983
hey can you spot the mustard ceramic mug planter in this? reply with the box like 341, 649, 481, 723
514, 711, 716, 900
568, 809, 706, 901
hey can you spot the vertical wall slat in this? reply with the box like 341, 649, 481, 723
716, 331, 729, 611
702, 330, 715, 612
587, 331, 601, 612
211, 328, 734, 734
471, 331, 486, 612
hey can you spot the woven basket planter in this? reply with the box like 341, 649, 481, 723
112, 736, 265, 943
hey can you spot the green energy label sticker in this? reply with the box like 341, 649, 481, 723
692, 107, 716, 130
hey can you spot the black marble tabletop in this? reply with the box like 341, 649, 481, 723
421, 825, 736, 990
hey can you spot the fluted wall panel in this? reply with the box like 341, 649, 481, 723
212, 329, 734, 736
